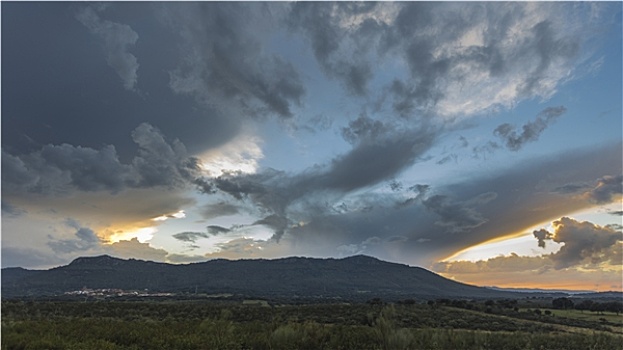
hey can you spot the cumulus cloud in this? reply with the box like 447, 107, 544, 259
1, 123, 206, 195
494, 106, 567, 151
533, 229, 554, 249
76, 5, 139, 90
433, 217, 622, 290
432, 252, 622, 291
533, 217, 622, 269
130, 123, 202, 188
105, 238, 169, 262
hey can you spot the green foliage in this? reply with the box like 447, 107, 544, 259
2, 300, 622, 350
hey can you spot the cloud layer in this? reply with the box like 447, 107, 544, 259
1, 1, 620, 288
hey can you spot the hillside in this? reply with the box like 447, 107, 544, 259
2, 254, 519, 300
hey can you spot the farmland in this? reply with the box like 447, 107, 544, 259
2, 298, 622, 349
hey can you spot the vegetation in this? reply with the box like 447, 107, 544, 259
2, 298, 622, 349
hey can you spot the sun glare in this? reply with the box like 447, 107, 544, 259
443, 221, 557, 262
109, 227, 157, 243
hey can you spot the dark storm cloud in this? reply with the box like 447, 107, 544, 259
47, 220, 102, 254
533, 217, 622, 269
494, 106, 567, 151
1, 123, 207, 195
3, 2, 297, 162
162, 2, 305, 119
288, 2, 379, 96
130, 123, 201, 188
173, 231, 209, 243
76, 5, 139, 90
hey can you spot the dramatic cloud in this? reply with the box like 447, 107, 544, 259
494, 106, 567, 151
76, 5, 139, 90
434, 218, 622, 291
433, 253, 622, 291
533, 217, 622, 269
289, 3, 588, 118
47, 219, 102, 254
288, 2, 383, 96
212, 123, 438, 232
1, 2, 620, 293
162, 2, 305, 119
1, 123, 204, 195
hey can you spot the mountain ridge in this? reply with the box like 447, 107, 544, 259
1, 254, 527, 300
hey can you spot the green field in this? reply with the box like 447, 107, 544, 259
2, 300, 622, 350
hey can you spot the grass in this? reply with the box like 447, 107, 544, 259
3, 301, 623, 349
541, 309, 623, 324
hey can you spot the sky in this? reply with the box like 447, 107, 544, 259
2, 2, 622, 292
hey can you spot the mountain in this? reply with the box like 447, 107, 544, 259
2, 254, 520, 300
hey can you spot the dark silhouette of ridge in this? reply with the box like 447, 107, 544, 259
2, 254, 520, 300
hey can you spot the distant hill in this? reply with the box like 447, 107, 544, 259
2, 254, 526, 301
